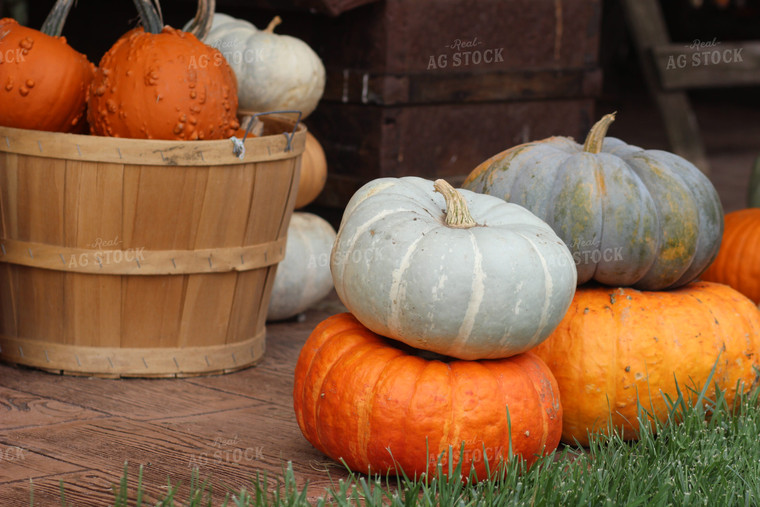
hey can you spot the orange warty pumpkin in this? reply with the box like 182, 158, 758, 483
0, 1, 94, 132
533, 281, 760, 447
701, 208, 760, 304
293, 313, 563, 480
87, 0, 239, 140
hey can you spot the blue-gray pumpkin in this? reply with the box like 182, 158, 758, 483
330, 176, 577, 360
463, 113, 724, 290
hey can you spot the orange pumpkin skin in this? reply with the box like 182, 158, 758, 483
295, 131, 327, 209
533, 281, 760, 447
293, 313, 562, 480
701, 209, 760, 304
88, 26, 239, 140
0, 18, 94, 132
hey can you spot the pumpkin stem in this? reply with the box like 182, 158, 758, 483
582, 112, 616, 154
185, 0, 215, 41
264, 16, 282, 33
40, 0, 75, 37
434, 179, 478, 229
132, 0, 164, 34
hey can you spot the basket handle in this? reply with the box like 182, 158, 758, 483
230, 110, 303, 159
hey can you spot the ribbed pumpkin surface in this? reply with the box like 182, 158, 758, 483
532, 281, 760, 447
462, 114, 724, 290
293, 313, 563, 479
701, 208, 760, 304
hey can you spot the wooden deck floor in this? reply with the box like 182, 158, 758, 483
0, 95, 757, 505
0, 295, 353, 505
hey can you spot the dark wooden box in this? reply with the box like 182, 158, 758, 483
257, 0, 605, 208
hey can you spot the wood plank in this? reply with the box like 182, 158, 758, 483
227, 0, 380, 16
0, 443, 84, 485
311, 98, 596, 209
149, 406, 352, 499
120, 164, 207, 349
177, 163, 256, 348
2, 469, 127, 507
0, 417, 344, 502
651, 41, 760, 90
619, 0, 711, 174
0, 385, 107, 430
0, 152, 20, 338
0, 364, 255, 421
14, 155, 66, 343
62, 161, 124, 348
323, 68, 603, 105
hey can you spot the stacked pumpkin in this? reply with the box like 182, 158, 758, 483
462, 113, 760, 446
293, 177, 578, 479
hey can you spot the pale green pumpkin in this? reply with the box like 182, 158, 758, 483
267, 213, 336, 321
330, 176, 577, 360
189, 13, 326, 118
463, 113, 724, 290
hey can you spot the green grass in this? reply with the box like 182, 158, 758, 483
33, 378, 760, 506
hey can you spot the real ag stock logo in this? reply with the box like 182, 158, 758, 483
427, 36, 505, 70
665, 38, 744, 70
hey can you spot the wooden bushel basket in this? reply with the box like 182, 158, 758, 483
0, 115, 305, 377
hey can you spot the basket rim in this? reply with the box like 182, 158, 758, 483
0, 114, 307, 166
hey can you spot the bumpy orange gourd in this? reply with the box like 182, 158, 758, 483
701, 209, 760, 304
0, 5, 94, 132
533, 281, 760, 447
293, 313, 563, 480
87, 0, 239, 140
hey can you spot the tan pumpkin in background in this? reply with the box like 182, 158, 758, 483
533, 281, 760, 446
295, 131, 328, 208
238, 110, 327, 208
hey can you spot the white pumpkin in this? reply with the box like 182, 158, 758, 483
331, 177, 578, 360
267, 212, 337, 321
200, 13, 326, 118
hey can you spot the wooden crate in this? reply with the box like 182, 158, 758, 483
223, 0, 603, 207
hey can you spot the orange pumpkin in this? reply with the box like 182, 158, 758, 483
701, 208, 760, 304
533, 281, 760, 446
0, 1, 94, 132
87, 0, 239, 139
295, 131, 327, 208
293, 313, 562, 480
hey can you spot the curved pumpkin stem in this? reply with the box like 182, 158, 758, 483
582, 112, 616, 154
185, 0, 215, 41
264, 16, 282, 34
132, 0, 164, 34
40, 0, 75, 37
434, 179, 478, 229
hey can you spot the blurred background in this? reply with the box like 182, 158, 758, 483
4, 0, 759, 217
